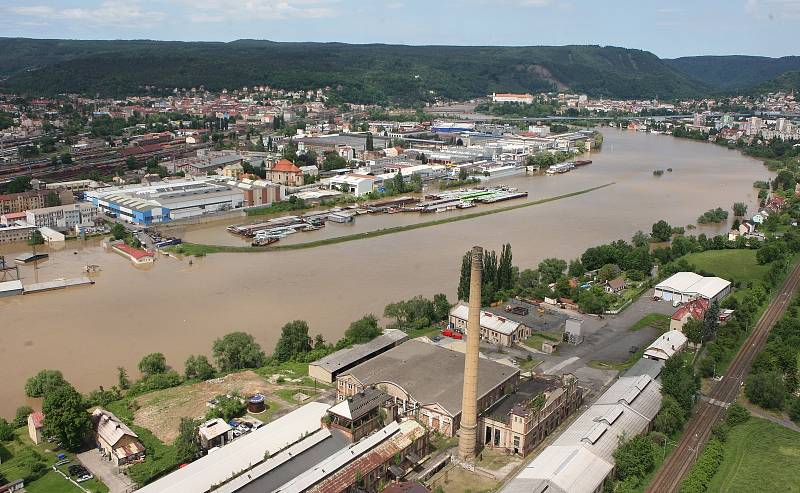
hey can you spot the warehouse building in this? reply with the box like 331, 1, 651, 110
654, 272, 731, 304
309, 330, 408, 383
86, 179, 244, 224
336, 340, 519, 436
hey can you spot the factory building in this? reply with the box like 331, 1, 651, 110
449, 301, 532, 346
336, 339, 519, 437
86, 179, 244, 224
25, 203, 99, 232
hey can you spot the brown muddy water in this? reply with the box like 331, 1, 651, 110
0, 129, 772, 417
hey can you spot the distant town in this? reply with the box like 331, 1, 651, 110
1, 69, 800, 493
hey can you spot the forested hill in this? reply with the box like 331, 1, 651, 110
666, 55, 800, 91
0, 38, 708, 103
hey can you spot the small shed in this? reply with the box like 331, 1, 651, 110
198, 418, 232, 450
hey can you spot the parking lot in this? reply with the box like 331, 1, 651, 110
77, 449, 136, 493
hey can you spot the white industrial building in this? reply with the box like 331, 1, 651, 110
26, 203, 99, 232
654, 272, 731, 304
86, 178, 245, 225
448, 302, 532, 346
323, 174, 376, 196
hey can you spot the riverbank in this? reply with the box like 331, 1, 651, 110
169, 182, 616, 255
0, 129, 772, 418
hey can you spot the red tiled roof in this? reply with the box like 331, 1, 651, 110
672, 298, 709, 321
30, 411, 44, 429
271, 159, 302, 173
114, 244, 154, 260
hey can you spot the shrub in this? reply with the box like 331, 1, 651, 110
724, 403, 750, 427
13, 405, 33, 428
680, 439, 725, 493
24, 369, 66, 397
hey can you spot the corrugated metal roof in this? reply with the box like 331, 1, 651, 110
136, 402, 330, 493
309, 330, 408, 374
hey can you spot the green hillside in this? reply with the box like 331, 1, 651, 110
0, 38, 708, 103
666, 55, 800, 90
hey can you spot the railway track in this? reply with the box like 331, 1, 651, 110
646, 260, 800, 493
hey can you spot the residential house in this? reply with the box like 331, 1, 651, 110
91, 408, 146, 465
670, 298, 709, 332
268, 159, 304, 186
27, 411, 44, 444
604, 276, 627, 294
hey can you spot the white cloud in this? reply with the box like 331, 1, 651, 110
10, 1, 166, 25
171, 0, 340, 23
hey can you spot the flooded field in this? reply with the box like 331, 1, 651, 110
0, 129, 772, 417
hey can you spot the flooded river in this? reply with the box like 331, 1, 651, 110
0, 129, 772, 417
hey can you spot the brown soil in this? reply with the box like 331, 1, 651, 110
132, 370, 279, 443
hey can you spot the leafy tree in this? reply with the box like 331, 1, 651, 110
568, 259, 585, 278
496, 244, 514, 291
732, 202, 748, 217
683, 318, 704, 345
577, 285, 610, 314
597, 263, 620, 283
384, 296, 437, 331
14, 405, 33, 428
756, 242, 786, 265
613, 435, 656, 481
457, 252, 472, 301
366, 132, 374, 151
651, 220, 673, 242
28, 229, 44, 246
174, 418, 201, 464
433, 293, 451, 322
184, 355, 215, 380
6, 176, 32, 193
632, 230, 650, 248
42, 383, 91, 450
273, 321, 312, 363
44, 191, 61, 207
745, 371, 785, 410
138, 353, 167, 376
206, 394, 246, 421
213, 332, 266, 370
653, 395, 685, 435
25, 369, 66, 397
0, 418, 14, 441
345, 315, 382, 344
538, 258, 567, 285
118, 367, 130, 390
789, 397, 800, 423
392, 171, 405, 194
661, 357, 699, 414
724, 403, 750, 427
110, 222, 127, 240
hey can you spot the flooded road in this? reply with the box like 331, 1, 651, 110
0, 129, 772, 417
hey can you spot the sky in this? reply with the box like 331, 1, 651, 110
0, 0, 798, 58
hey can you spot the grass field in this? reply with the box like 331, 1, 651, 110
522, 332, 560, 351
630, 313, 671, 332
683, 249, 769, 283
707, 417, 800, 493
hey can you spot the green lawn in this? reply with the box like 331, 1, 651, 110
0, 429, 108, 493
683, 249, 769, 283
522, 333, 560, 351
630, 313, 671, 332
708, 417, 800, 493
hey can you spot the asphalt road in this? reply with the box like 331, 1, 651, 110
646, 260, 800, 493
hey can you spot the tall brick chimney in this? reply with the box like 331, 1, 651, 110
458, 245, 482, 460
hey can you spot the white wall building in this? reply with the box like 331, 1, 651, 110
25, 203, 99, 232
324, 174, 376, 196
654, 272, 731, 304
644, 330, 688, 361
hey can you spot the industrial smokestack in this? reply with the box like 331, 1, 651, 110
458, 245, 482, 460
